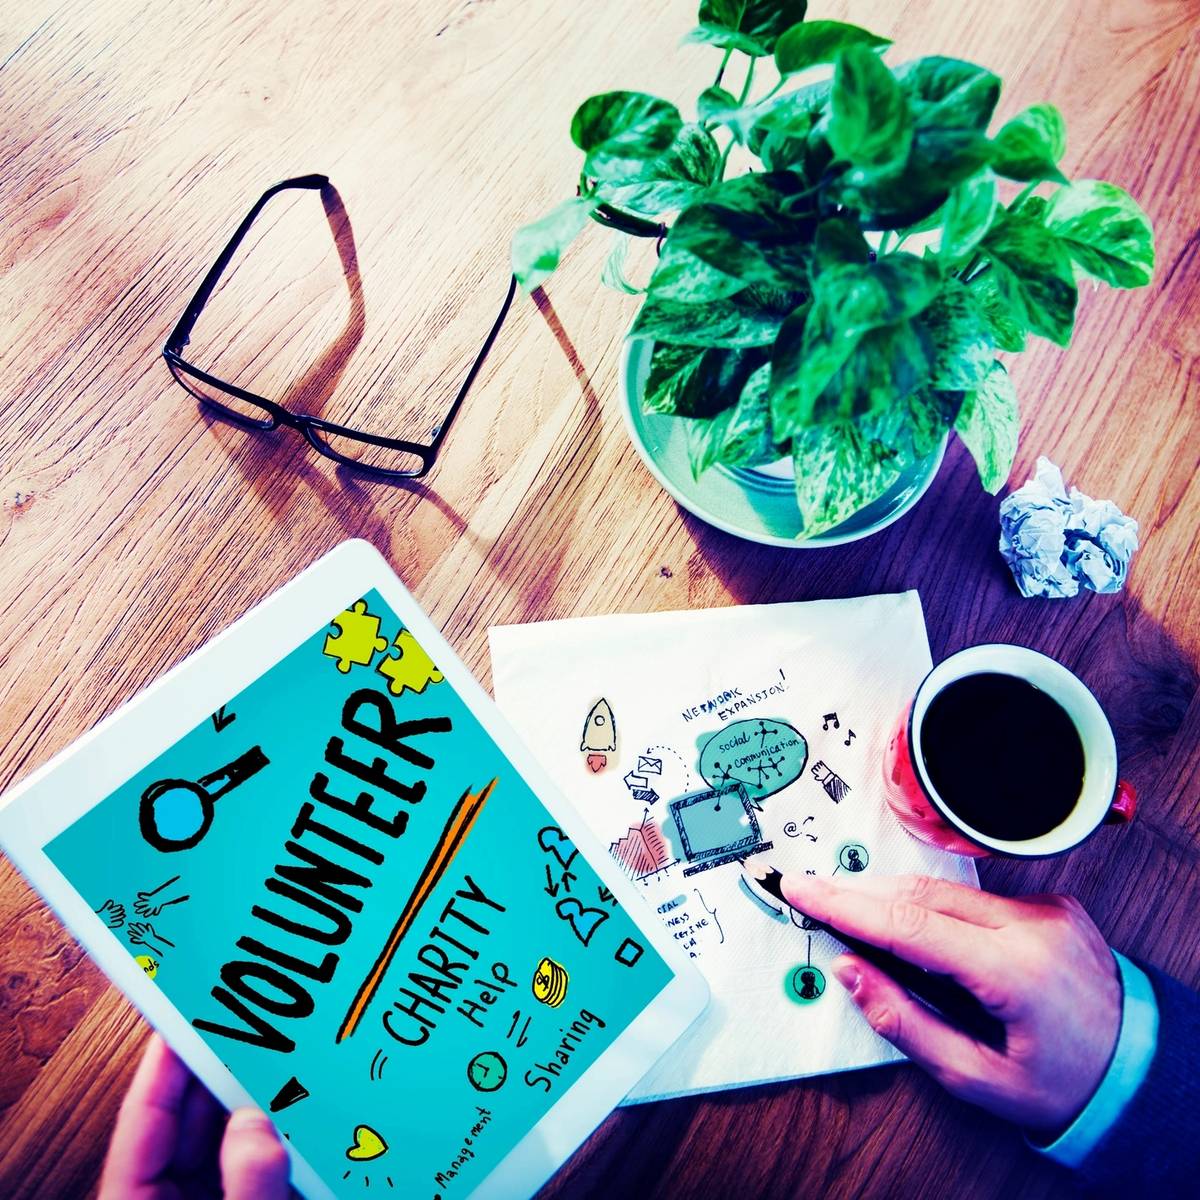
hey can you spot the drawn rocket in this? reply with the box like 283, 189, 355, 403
580, 697, 617, 754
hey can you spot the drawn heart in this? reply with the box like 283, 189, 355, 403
346, 1124, 388, 1161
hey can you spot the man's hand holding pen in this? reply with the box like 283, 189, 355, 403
776, 873, 1123, 1135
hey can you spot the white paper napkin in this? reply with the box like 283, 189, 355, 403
489, 593, 977, 1102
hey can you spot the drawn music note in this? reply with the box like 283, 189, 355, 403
844, 729, 856, 746
822, 712, 839, 731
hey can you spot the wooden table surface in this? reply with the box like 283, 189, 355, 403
1, 1, 1197, 1196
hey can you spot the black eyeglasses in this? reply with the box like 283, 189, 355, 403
163, 174, 515, 479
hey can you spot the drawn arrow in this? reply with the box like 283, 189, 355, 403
544, 863, 576, 898
211, 706, 237, 733
624, 770, 647, 792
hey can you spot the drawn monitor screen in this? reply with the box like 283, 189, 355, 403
43, 590, 673, 1198
673, 786, 763, 862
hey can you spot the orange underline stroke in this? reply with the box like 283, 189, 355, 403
335, 777, 498, 1043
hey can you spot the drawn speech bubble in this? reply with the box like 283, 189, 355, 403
698, 719, 809, 804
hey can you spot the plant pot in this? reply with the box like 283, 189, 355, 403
619, 336, 949, 548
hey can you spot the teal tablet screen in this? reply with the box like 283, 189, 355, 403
47, 591, 672, 1197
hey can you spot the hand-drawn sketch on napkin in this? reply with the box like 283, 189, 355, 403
489, 593, 978, 1102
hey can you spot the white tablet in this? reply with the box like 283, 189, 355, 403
0, 539, 708, 1200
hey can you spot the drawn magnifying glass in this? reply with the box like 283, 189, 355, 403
139, 746, 269, 852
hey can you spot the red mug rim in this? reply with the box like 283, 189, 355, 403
905, 644, 1120, 859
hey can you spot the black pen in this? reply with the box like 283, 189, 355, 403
749, 866, 1007, 1051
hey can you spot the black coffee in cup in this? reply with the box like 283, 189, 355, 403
918, 672, 1084, 841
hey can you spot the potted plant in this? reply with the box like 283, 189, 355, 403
512, 2, 1155, 545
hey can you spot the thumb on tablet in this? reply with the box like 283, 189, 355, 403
220, 1108, 291, 1200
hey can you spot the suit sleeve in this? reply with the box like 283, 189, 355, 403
1073, 960, 1200, 1195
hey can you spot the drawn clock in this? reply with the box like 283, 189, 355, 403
466, 1050, 508, 1093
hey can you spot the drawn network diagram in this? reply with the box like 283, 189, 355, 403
598, 699, 867, 995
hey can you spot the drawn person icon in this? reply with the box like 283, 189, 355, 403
837, 843, 869, 874
785, 963, 826, 1004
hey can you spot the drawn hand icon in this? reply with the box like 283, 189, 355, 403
128, 921, 174, 958
133, 875, 190, 918
95, 899, 126, 929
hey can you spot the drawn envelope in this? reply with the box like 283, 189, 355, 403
637, 756, 663, 775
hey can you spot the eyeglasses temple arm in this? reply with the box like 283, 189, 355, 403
164, 174, 329, 355
426, 273, 517, 454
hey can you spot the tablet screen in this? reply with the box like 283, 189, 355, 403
45, 590, 673, 1197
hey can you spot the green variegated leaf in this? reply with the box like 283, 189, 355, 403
686, 362, 778, 476
648, 207, 748, 301
601, 232, 643, 295
632, 290, 783, 346
511, 195, 598, 290
644, 341, 765, 418
829, 44, 912, 167
750, 78, 832, 143
816, 319, 934, 421
955, 359, 1018, 492
698, 85, 738, 121
920, 279, 994, 389
643, 341, 707, 414
829, 126, 992, 230
813, 217, 870, 273
817, 252, 943, 338
990, 104, 1068, 184
969, 270, 1028, 352
598, 123, 720, 215
912, 389, 963, 455
570, 91, 683, 181
696, 85, 758, 143
1044, 180, 1155, 287
652, 171, 815, 291
893, 57, 1001, 131
940, 170, 998, 261
790, 417, 905, 537
1013, 193, 1048, 220
771, 252, 941, 435
683, 0, 810, 57
775, 20, 890, 77
981, 210, 1077, 345
770, 300, 847, 439
790, 388, 955, 538
831, 61, 998, 227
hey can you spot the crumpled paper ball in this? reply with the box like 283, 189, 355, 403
999, 457, 1139, 599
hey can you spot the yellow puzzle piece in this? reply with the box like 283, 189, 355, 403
376, 629, 444, 697
323, 600, 389, 673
